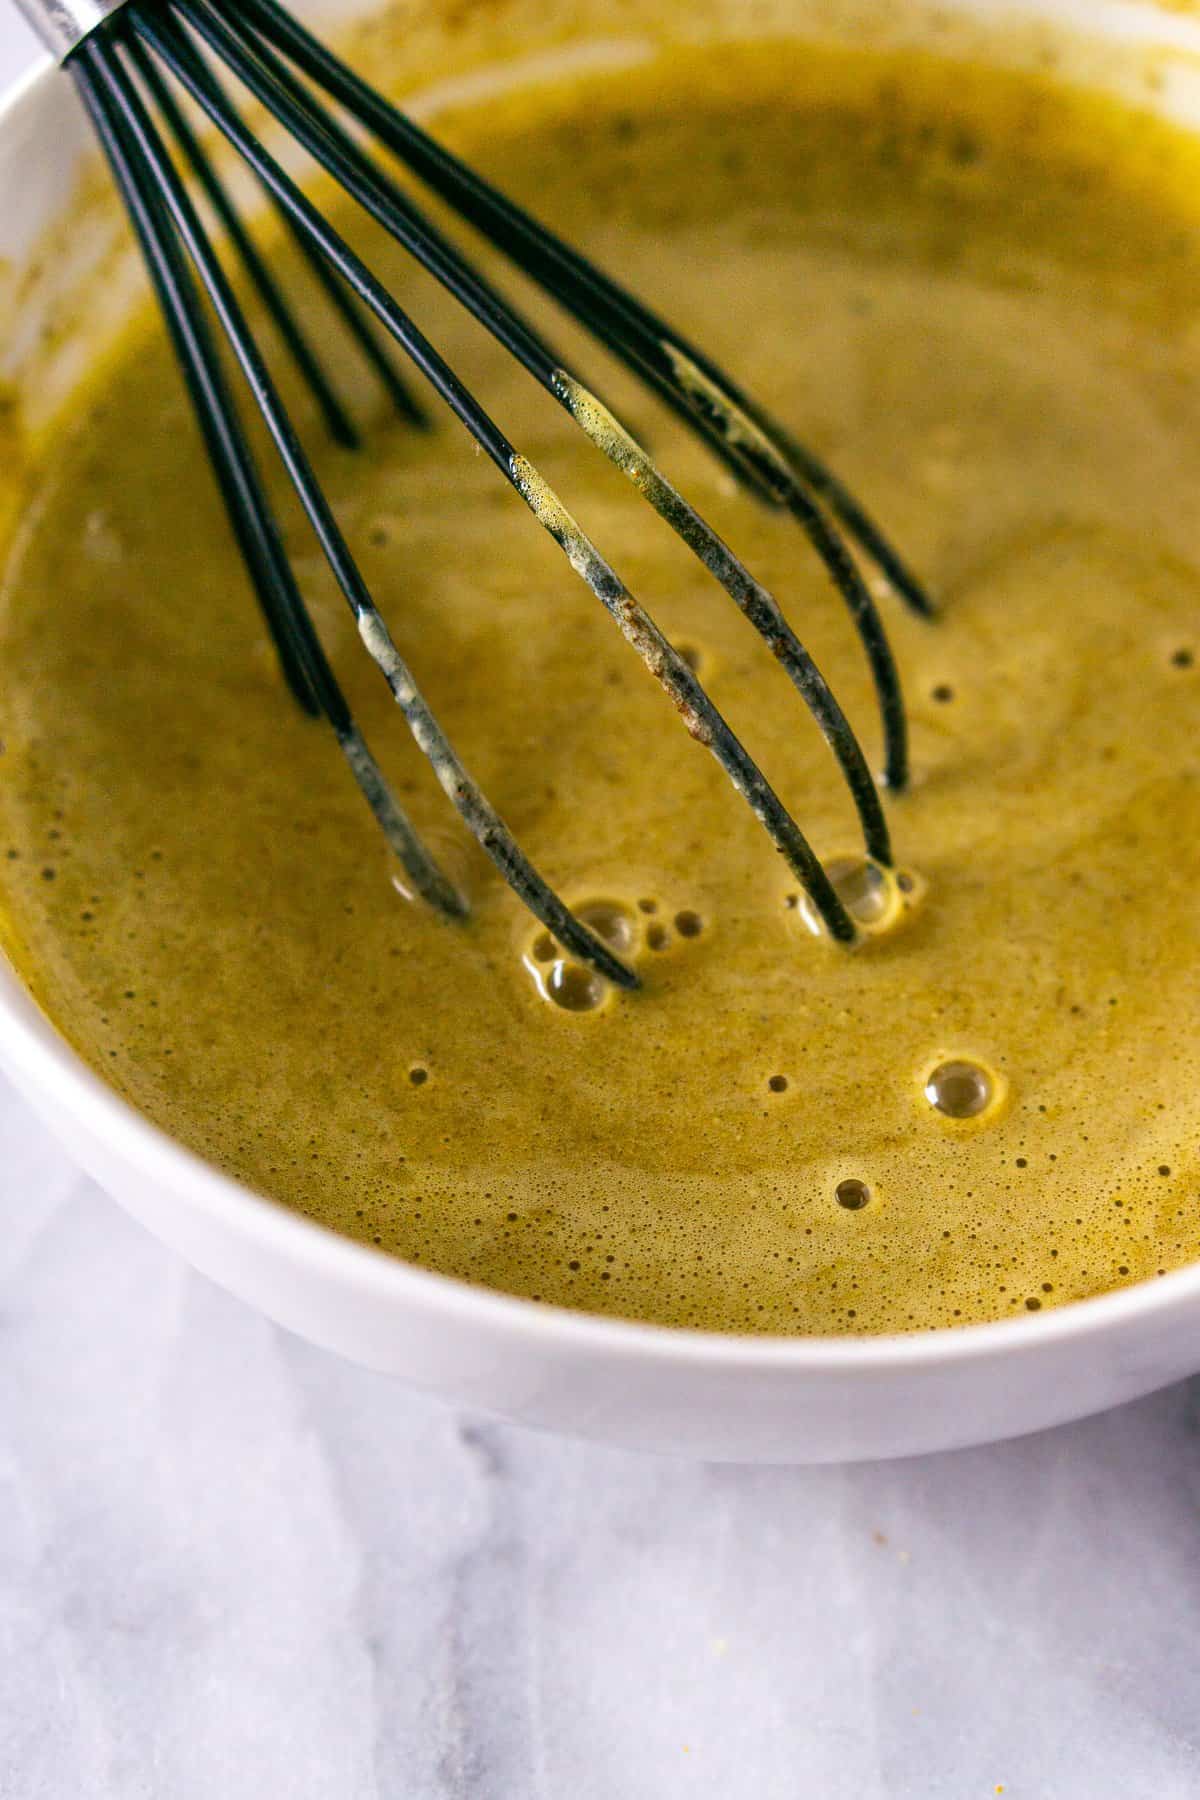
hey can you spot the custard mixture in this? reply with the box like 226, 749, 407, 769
1, 39, 1197, 1331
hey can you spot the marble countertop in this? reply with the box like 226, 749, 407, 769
6, 1072, 1200, 1799
4, 20, 1200, 1798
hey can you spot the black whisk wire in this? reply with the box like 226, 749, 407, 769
71, 34, 468, 924
57, 0, 941, 972
222, 0, 933, 784
123, 1, 870, 942
74, 23, 648, 981
124, 29, 426, 435
122, 30, 359, 448
150, 0, 892, 869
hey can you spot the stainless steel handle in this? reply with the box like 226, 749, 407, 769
13, 0, 131, 62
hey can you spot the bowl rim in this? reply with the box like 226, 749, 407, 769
3, 46, 1198, 1379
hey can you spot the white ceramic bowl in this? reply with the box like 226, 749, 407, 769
3, 0, 1199, 1463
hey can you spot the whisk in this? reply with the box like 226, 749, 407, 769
16, 0, 934, 986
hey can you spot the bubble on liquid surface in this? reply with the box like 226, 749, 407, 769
799, 856, 889, 936
802, 853, 935, 950
522, 903, 627, 1012
575, 898, 635, 953
925, 1059, 993, 1119
836, 1177, 871, 1211
833, 857, 891, 922
547, 960, 606, 1011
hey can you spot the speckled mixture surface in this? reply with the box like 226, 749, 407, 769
1, 40, 1197, 1331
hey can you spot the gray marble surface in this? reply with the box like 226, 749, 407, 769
4, 19, 1200, 1799
5, 1073, 1200, 1799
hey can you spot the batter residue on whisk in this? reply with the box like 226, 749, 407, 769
1, 33, 1198, 1332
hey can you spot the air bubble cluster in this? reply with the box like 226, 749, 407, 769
792, 854, 926, 942
522, 889, 707, 1011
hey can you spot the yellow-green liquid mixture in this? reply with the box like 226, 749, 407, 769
1, 39, 1198, 1332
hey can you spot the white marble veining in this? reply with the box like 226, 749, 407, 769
4, 1069, 1200, 1799
4, 19, 1200, 1795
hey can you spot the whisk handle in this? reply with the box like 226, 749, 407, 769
14, 0, 129, 61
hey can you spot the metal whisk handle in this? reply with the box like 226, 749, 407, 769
15, 0, 129, 61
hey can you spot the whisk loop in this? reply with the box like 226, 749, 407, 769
24, 0, 937, 979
